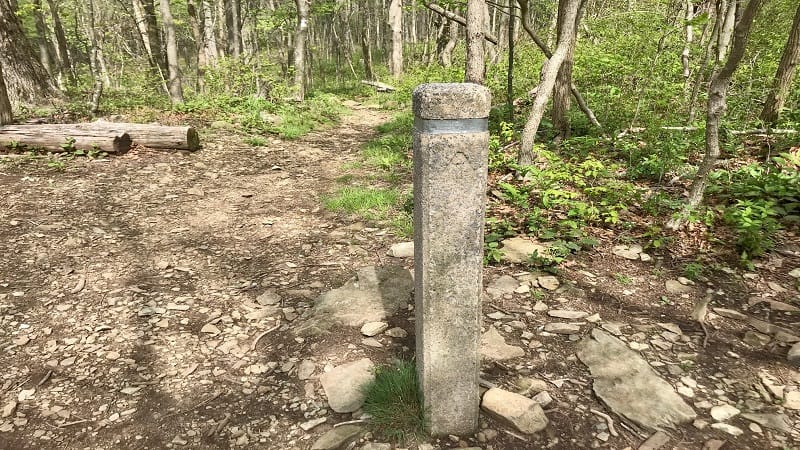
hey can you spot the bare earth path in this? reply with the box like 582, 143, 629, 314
0, 105, 400, 449
2, 104, 800, 450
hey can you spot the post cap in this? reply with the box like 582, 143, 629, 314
413, 83, 491, 120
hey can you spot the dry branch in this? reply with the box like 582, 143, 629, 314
360, 80, 396, 92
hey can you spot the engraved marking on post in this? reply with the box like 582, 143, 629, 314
414, 117, 488, 134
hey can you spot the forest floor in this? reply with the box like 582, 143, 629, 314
0, 103, 799, 450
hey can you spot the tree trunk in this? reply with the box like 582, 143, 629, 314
202, 0, 220, 63
518, 0, 579, 165
669, 0, 764, 229
0, 0, 59, 106
681, 0, 693, 88
294, 0, 309, 101
552, 0, 584, 142
0, 62, 12, 125
389, 0, 403, 78
143, 0, 167, 74
760, 2, 800, 126
83, 0, 103, 115
465, 0, 486, 83
716, 0, 736, 62
45, 0, 75, 85
227, 0, 242, 56
0, 125, 131, 153
439, 17, 458, 67
161, 0, 184, 105
517, 0, 601, 130
188, 2, 206, 92
32, 0, 54, 79
507, 0, 515, 120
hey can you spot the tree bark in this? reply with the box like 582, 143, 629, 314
465, 0, 486, 83
0, 0, 59, 106
517, 0, 580, 165
552, 0, 584, 142
716, 0, 736, 62
760, 2, 800, 126
227, 0, 242, 56
202, 0, 220, 63
0, 125, 131, 153
681, 0, 693, 87
507, 0, 515, 120
389, 0, 403, 78
293, 0, 310, 101
45, 0, 75, 85
517, 0, 601, 130
143, 0, 167, 74
0, 62, 12, 125
439, 15, 458, 67
79, 122, 200, 150
161, 0, 184, 105
668, 0, 764, 229
32, 0, 54, 79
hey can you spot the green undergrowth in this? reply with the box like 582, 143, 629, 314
362, 360, 428, 443
324, 112, 414, 237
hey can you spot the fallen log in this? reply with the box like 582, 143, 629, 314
0, 124, 131, 153
78, 122, 200, 151
360, 80, 397, 92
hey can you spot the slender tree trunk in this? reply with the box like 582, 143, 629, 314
32, 0, 54, 79
143, 0, 167, 74
669, 0, 764, 229
760, 2, 800, 126
84, 0, 103, 115
227, 0, 242, 56
507, 0, 515, 120
161, 0, 184, 104
0, 62, 12, 125
465, 0, 486, 83
517, 0, 601, 129
202, 0, 220, 63
215, 0, 227, 57
716, 0, 736, 62
188, 2, 207, 92
45, 0, 75, 85
682, 0, 693, 88
439, 17, 458, 67
0, 0, 59, 105
518, 0, 580, 165
294, 0, 309, 101
552, 0, 584, 142
389, 0, 403, 78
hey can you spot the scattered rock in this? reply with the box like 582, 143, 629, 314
789, 268, 800, 278
612, 244, 642, 260
515, 377, 549, 396
296, 266, 412, 335
384, 327, 408, 338
299, 417, 327, 431
665, 280, 692, 294
1, 402, 17, 418
743, 331, 771, 347
310, 424, 365, 450
481, 388, 549, 434
387, 242, 414, 258
702, 439, 726, 450
320, 358, 374, 413
481, 326, 525, 361
487, 275, 519, 298
298, 360, 316, 380
712, 308, 747, 320
537, 275, 560, 291
740, 413, 792, 433
783, 390, 800, 410
710, 423, 743, 436
200, 324, 221, 335
500, 238, 550, 264
361, 444, 392, 450
360, 321, 389, 337
361, 338, 382, 348
533, 301, 548, 312
577, 329, 696, 431
543, 323, 581, 335
547, 310, 588, 319
531, 391, 553, 407
638, 431, 670, 450
710, 404, 740, 422
256, 290, 281, 306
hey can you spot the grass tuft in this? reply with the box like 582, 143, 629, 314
322, 187, 399, 219
362, 360, 427, 443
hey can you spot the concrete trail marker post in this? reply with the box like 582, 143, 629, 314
413, 83, 491, 436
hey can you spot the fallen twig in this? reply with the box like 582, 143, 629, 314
333, 419, 366, 428
69, 275, 86, 294
58, 418, 92, 428
37, 370, 53, 387
251, 320, 281, 351
162, 390, 222, 421
589, 408, 619, 437
502, 429, 529, 442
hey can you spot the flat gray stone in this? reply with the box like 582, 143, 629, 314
548, 310, 588, 319
712, 308, 747, 320
612, 244, 642, 260
710, 423, 742, 436
481, 388, 548, 434
537, 275, 560, 291
743, 330, 771, 346
311, 424, 365, 450
360, 321, 389, 337
300, 417, 327, 431
486, 275, 519, 299
360, 444, 392, 450
544, 323, 581, 334
638, 431, 670, 450
387, 242, 414, 258
298, 360, 316, 380
500, 237, 550, 264
320, 358, 374, 413
740, 413, 792, 433
577, 329, 696, 430
710, 404, 739, 421
295, 266, 412, 335
256, 289, 281, 306
789, 268, 800, 278
665, 280, 693, 294
481, 326, 524, 361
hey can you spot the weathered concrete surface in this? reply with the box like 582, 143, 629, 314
294, 266, 412, 335
577, 328, 696, 430
414, 83, 490, 436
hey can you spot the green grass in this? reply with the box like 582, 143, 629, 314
245, 136, 267, 147
323, 186, 399, 219
362, 360, 427, 443
362, 113, 413, 170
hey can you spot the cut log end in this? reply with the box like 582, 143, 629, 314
186, 127, 200, 151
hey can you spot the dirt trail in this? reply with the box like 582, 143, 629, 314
0, 105, 400, 449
